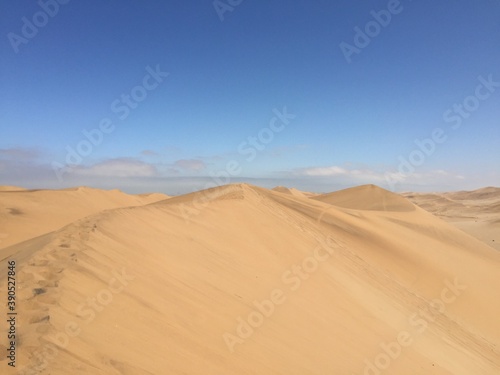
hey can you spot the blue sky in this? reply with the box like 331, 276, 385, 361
1, 0, 499, 194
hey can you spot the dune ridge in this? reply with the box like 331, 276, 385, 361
0, 186, 169, 250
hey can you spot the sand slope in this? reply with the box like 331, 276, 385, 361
1, 184, 499, 374
404, 187, 500, 251
0, 186, 169, 249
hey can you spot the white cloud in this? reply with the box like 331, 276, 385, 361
295, 165, 386, 181
299, 166, 348, 176
174, 159, 206, 171
71, 159, 157, 177
292, 165, 469, 191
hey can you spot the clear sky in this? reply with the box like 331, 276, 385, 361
1, 0, 499, 194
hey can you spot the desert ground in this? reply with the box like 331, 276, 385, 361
403, 187, 500, 251
0, 184, 499, 374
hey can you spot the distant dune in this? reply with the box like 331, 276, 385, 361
272, 186, 318, 198
444, 186, 500, 201
404, 187, 500, 251
313, 184, 416, 212
0, 183, 499, 374
0, 186, 169, 249
0, 185, 27, 191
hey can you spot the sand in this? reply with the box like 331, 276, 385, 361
403, 187, 500, 251
0, 186, 28, 192
0, 184, 499, 374
272, 186, 318, 198
0, 186, 169, 250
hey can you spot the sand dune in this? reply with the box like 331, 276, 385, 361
404, 187, 500, 251
0, 186, 169, 250
313, 184, 416, 212
1, 183, 499, 374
